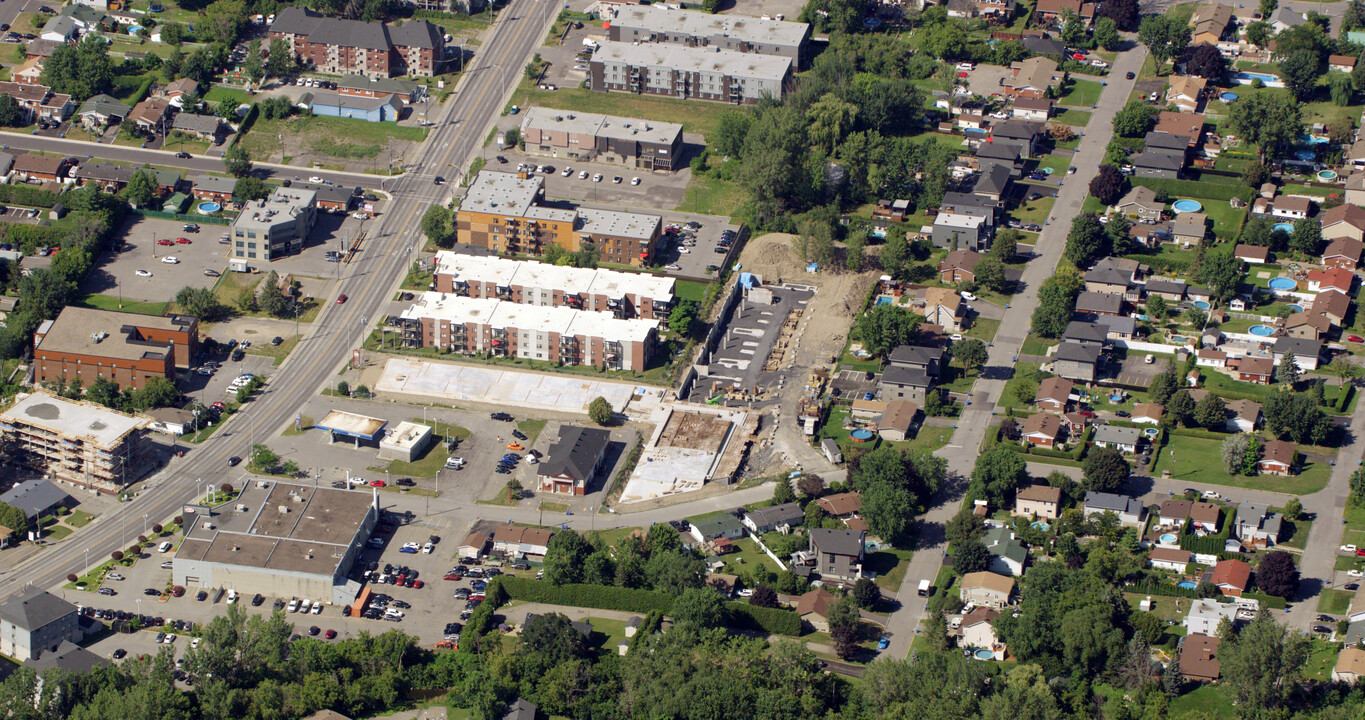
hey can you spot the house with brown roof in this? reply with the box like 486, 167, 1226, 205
1005, 57, 1063, 99
1211, 558, 1252, 596
938, 249, 984, 284
1189, 3, 1233, 44
1132, 403, 1164, 425
1232, 356, 1274, 384
1325, 237, 1365, 270
10, 154, 70, 183
1011, 97, 1052, 122
1331, 55, 1359, 73
795, 588, 837, 632
1180, 634, 1222, 682
1312, 290, 1351, 326
457, 531, 489, 559
959, 571, 1014, 608
923, 287, 966, 333
1259, 440, 1296, 476
1115, 185, 1162, 220
1285, 311, 1331, 340
1033, 376, 1073, 412
1166, 75, 1206, 113
1021, 413, 1063, 448
1015, 484, 1062, 519
1226, 399, 1262, 433
126, 97, 172, 134
1150, 547, 1192, 573
1190, 502, 1221, 531
1305, 267, 1355, 295
11, 57, 43, 86
959, 606, 1000, 649
1196, 348, 1227, 368
816, 492, 862, 518
877, 399, 919, 442
1233, 244, 1270, 264
1334, 647, 1365, 684
1034, 0, 1094, 25
1153, 111, 1206, 147
1322, 203, 1365, 243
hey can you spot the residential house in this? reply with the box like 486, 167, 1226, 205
982, 526, 1028, 576
1331, 55, 1359, 73
1312, 289, 1351, 327
1166, 75, 1206, 113
1159, 500, 1193, 528
1334, 647, 1365, 684
816, 492, 861, 520
809, 528, 865, 582
1348, 172, 1365, 205
1259, 440, 1297, 476
537, 426, 610, 495
1083, 491, 1145, 526
742, 502, 803, 534
0, 480, 73, 524
1063, 320, 1110, 350
1233, 502, 1283, 546
977, 140, 1025, 170
1349, 585, 1365, 623
991, 120, 1043, 158
1154, 112, 1206, 147
1150, 547, 1192, 573
504, 698, 538, 720
1034, 0, 1095, 24
1232, 356, 1274, 384
1270, 195, 1312, 220
1033, 376, 1074, 412
889, 344, 946, 377
688, 513, 745, 544
190, 175, 236, 203
974, 163, 1013, 203
1115, 185, 1162, 220
1226, 399, 1262, 433
1191, 502, 1221, 531
938, 249, 984, 284
162, 78, 199, 104
1323, 237, 1365, 270
304, 90, 403, 123
76, 94, 130, 130
1132, 403, 1163, 425
1021, 413, 1064, 448
0, 83, 72, 124
39, 15, 79, 43
879, 365, 934, 404
11, 153, 70, 183
1015, 484, 1062, 519
1052, 341, 1100, 383
877, 399, 920, 442
1144, 277, 1188, 302
1171, 214, 1208, 245
125, 96, 172, 134
1285, 312, 1331, 341
1005, 57, 1063, 99
1273, 335, 1322, 371
931, 212, 988, 252
1130, 147, 1186, 179
1075, 291, 1124, 316
11, 57, 44, 86
959, 571, 1014, 608
1211, 558, 1252, 596
1020, 35, 1067, 57
171, 113, 223, 142
1093, 425, 1142, 453
872, 199, 910, 222
490, 525, 555, 557
0, 589, 81, 661
1322, 203, 1365, 243
1269, 6, 1306, 31
1184, 598, 1238, 636
1085, 265, 1140, 300
1180, 634, 1222, 682
959, 607, 1000, 649
1011, 97, 1052, 121
1097, 315, 1139, 340
1305, 267, 1355, 295
1189, 3, 1233, 44
1233, 244, 1270, 264
923, 287, 967, 332
795, 588, 837, 632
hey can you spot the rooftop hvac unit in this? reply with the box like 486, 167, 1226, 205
201, 521, 214, 530
231, 546, 239, 551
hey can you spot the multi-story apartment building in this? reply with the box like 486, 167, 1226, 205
34, 307, 198, 389
397, 293, 659, 371
230, 187, 317, 261
604, 5, 812, 68
455, 171, 661, 266
0, 589, 81, 661
519, 107, 683, 171
269, 7, 444, 78
432, 252, 674, 319
589, 41, 792, 104
0, 392, 148, 493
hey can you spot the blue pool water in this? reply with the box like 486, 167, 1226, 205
1159, 533, 1178, 544
1220, 92, 1238, 102
1172, 199, 1203, 213
1273, 223, 1295, 233
1249, 325, 1276, 337
1287, 304, 1303, 312
1268, 277, 1297, 291
1177, 581, 1198, 590
1143, 428, 1160, 438
1233, 71, 1283, 86
875, 296, 893, 306
974, 649, 995, 660
1299, 134, 1331, 145
1031, 522, 1050, 532
1193, 300, 1210, 310
1295, 150, 1316, 161
197, 202, 222, 214
850, 429, 874, 440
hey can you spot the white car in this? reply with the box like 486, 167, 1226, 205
300, 599, 312, 613
959, 291, 977, 301
163, 633, 177, 644
288, 599, 300, 612
445, 457, 465, 468
578, 171, 589, 179
402, 541, 421, 551
311, 602, 322, 614
1344, 545, 1359, 553
1090, 59, 1108, 68
161, 256, 179, 264
352, 212, 368, 219
107, 573, 125, 581
191, 638, 201, 649
1202, 490, 1221, 499
309, 176, 324, 183
593, 174, 603, 182
950, 334, 964, 342
561, 167, 573, 177
678, 247, 690, 254
135, 269, 152, 277
956, 62, 976, 71
347, 477, 367, 486
422, 542, 435, 554
631, 177, 641, 186
665, 264, 681, 271
1351, 570, 1365, 578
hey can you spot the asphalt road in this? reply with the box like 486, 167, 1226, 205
0, 0, 562, 603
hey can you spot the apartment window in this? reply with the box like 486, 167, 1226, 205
235, 241, 244, 248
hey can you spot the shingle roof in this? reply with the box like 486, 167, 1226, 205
1022, 413, 1062, 438
0, 479, 72, 521
1085, 491, 1142, 515
746, 501, 803, 529
795, 587, 837, 618
1016, 484, 1061, 504
810, 528, 864, 556
1075, 291, 1123, 315
1211, 559, 1251, 589
1094, 424, 1142, 445
816, 492, 861, 516
77, 94, 131, 119
960, 570, 1014, 595
983, 526, 1028, 565
538, 426, 609, 484
1055, 341, 1100, 364
0, 588, 76, 631
1035, 376, 1073, 404
881, 365, 933, 388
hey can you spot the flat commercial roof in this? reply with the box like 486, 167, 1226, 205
578, 207, 661, 241
401, 293, 659, 343
234, 188, 316, 230
175, 480, 374, 576
521, 106, 683, 147
436, 252, 674, 301
380, 421, 430, 450
457, 171, 543, 217
0, 392, 147, 448
610, 5, 810, 47
375, 358, 666, 416
315, 410, 387, 440
594, 41, 793, 82
36, 306, 190, 362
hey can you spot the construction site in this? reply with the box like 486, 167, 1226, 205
615, 403, 760, 505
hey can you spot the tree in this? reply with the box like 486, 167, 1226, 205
336, 381, 350, 397
851, 578, 880, 609
667, 300, 698, 338
264, 38, 293, 79
1032, 268, 1083, 337
1332, 71, 1355, 106
542, 531, 593, 585
1113, 100, 1157, 138
85, 376, 123, 409
222, 144, 252, 178
243, 39, 264, 84
749, 584, 778, 608
133, 377, 180, 410
969, 447, 1028, 508
844, 234, 866, 272
796, 473, 824, 498
0, 95, 21, 128
1227, 92, 1304, 160
40, 37, 113, 102
1352, 467, 1365, 507
1146, 295, 1170, 325
1246, 20, 1272, 47
1196, 251, 1245, 303
1166, 389, 1195, 426
520, 612, 583, 665
1261, 0, 1278, 16
772, 476, 796, 505
1088, 165, 1127, 205
257, 271, 289, 318
1218, 608, 1310, 710
249, 444, 278, 471
1283, 497, 1303, 520
1243, 435, 1263, 476
1094, 17, 1121, 51
1149, 368, 1180, 405
859, 480, 914, 544
672, 587, 726, 629
1139, 15, 1191, 75
1279, 49, 1326, 101
233, 176, 270, 202
588, 397, 613, 426
712, 111, 752, 157
951, 338, 988, 376
990, 229, 1018, 262
1096, 0, 1139, 30
421, 206, 453, 247
161, 21, 186, 46
827, 596, 861, 659
121, 169, 159, 208
1063, 214, 1108, 268
854, 304, 923, 358
1179, 42, 1228, 79
879, 232, 911, 277
1290, 217, 1323, 256
1276, 353, 1301, 387
952, 537, 992, 574
1254, 550, 1299, 598
1264, 391, 1332, 444
1083, 447, 1131, 493
970, 255, 1007, 293
1194, 393, 1228, 428
1324, 356, 1362, 386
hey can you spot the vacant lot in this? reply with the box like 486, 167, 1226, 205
237, 116, 428, 172
1148, 433, 1332, 495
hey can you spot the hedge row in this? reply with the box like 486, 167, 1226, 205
1338, 384, 1355, 413
127, 77, 154, 107
1132, 177, 1255, 203
1243, 590, 1287, 609
0, 184, 58, 208
726, 601, 802, 637
458, 577, 507, 653
1126, 254, 1191, 276
499, 576, 673, 614
1179, 534, 1231, 555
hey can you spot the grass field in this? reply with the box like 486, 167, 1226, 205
676, 172, 745, 218
75, 293, 168, 316
238, 116, 428, 162
966, 317, 1001, 343
676, 280, 709, 303
889, 425, 954, 453
1318, 588, 1351, 615
1148, 433, 1332, 495
1169, 685, 1235, 718
245, 335, 301, 366
203, 86, 255, 107
509, 84, 729, 137
865, 547, 913, 592
66, 510, 96, 528
1011, 195, 1055, 226
1053, 108, 1093, 126
1058, 79, 1103, 107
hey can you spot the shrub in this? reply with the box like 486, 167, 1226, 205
111, 551, 123, 561
67, 574, 78, 583
726, 602, 801, 636
498, 576, 672, 613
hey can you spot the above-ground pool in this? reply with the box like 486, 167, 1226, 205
1172, 199, 1203, 213
1143, 428, 1160, 438
974, 649, 995, 660
1109, 394, 1124, 403
1192, 300, 1210, 310
850, 429, 874, 442
197, 201, 223, 214
1159, 533, 1178, 544
1320, 170, 1339, 181
1273, 223, 1295, 233
1268, 277, 1297, 291
126, 25, 143, 34
1042, 167, 1054, 175
1287, 304, 1303, 312
1031, 521, 1051, 532
1249, 325, 1276, 337
1220, 92, 1238, 102
1177, 581, 1198, 590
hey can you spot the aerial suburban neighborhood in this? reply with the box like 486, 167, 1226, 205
2, 0, 1365, 715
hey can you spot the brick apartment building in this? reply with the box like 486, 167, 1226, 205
397, 293, 658, 371
432, 252, 674, 319
455, 171, 661, 266
589, 41, 792, 104
269, 7, 444, 78
519, 107, 683, 171
604, 5, 812, 67
34, 307, 198, 390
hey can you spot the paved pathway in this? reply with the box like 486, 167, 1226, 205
880, 44, 1150, 659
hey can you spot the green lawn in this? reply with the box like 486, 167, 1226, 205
1341, 502, 1365, 548
516, 418, 546, 445
1148, 433, 1332, 495
888, 425, 954, 454
44, 525, 72, 541
1318, 588, 1351, 615
586, 617, 631, 653
1058, 79, 1103, 107
1011, 195, 1055, 226
1169, 684, 1236, 718
1306, 638, 1342, 682
864, 547, 913, 592
1187, 195, 1249, 241
1052, 108, 1093, 126
1020, 335, 1058, 357
966, 317, 1001, 343
676, 280, 709, 303
244, 335, 301, 366
1278, 515, 1312, 550
1035, 155, 1070, 176
718, 537, 784, 577
371, 440, 449, 478
75, 293, 168, 316
203, 86, 255, 107
509, 84, 729, 138
66, 510, 96, 528
238, 115, 428, 164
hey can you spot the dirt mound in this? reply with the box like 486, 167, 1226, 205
736, 233, 801, 280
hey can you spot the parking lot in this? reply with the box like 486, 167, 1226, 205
82, 216, 228, 303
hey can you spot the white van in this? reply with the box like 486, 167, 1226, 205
158, 541, 172, 553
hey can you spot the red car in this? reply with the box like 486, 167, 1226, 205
1079, 409, 1097, 418
1072, 52, 1086, 60
324, 629, 337, 639
369, 480, 385, 487
413, 580, 424, 589
1356, 548, 1365, 557
176, 237, 191, 244
337, 294, 348, 304
443, 572, 463, 581
157, 239, 175, 246
1351, 335, 1364, 343
210, 401, 226, 410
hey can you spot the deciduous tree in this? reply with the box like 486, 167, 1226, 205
1218, 608, 1310, 710
1089, 165, 1127, 205
1139, 15, 1191, 75
1083, 447, 1130, 493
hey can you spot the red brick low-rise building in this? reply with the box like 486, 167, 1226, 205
34, 307, 198, 390
269, 7, 444, 79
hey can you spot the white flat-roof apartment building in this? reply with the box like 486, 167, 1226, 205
455, 171, 661, 266
432, 252, 675, 319
605, 6, 812, 68
230, 188, 318, 261
0, 392, 148, 494
398, 293, 659, 371
588, 41, 793, 105
519, 107, 683, 171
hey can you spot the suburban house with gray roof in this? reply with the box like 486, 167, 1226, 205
982, 526, 1028, 576
1083, 491, 1144, 526
742, 501, 804, 534
688, 513, 745, 544
809, 528, 865, 582
0, 479, 73, 523
537, 426, 610, 496
0, 588, 81, 661
1093, 424, 1143, 453
1052, 341, 1101, 383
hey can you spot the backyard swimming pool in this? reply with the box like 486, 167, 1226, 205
1192, 300, 1210, 310
1268, 277, 1297, 291
1172, 199, 1203, 213
1159, 533, 1178, 544
876, 296, 894, 306
1273, 223, 1295, 233
1249, 325, 1276, 336
1232, 71, 1284, 87
197, 202, 222, 214
1177, 581, 1198, 590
